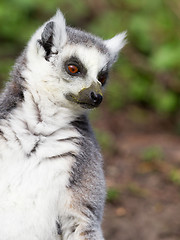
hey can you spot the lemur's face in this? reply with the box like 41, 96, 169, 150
57, 44, 109, 109
26, 10, 126, 111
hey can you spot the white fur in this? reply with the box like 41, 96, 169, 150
51, 10, 67, 50
104, 31, 127, 59
0, 90, 81, 239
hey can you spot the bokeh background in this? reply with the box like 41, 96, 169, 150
0, 0, 180, 239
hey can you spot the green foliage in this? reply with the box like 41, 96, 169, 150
0, 0, 180, 115
0, 59, 14, 89
141, 146, 164, 162
126, 183, 148, 198
152, 88, 178, 113
88, 10, 125, 38
107, 187, 121, 203
129, 77, 151, 102
169, 169, 180, 186
94, 128, 115, 153
151, 43, 180, 70
107, 81, 126, 110
129, 14, 153, 54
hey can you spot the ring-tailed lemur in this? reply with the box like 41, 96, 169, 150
0, 10, 126, 240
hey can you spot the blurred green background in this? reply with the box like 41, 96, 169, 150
1, 1, 180, 239
0, 0, 180, 116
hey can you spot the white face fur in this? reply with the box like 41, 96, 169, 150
24, 10, 126, 112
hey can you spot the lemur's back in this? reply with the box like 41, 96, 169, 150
0, 9, 125, 240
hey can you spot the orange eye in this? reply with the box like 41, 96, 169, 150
68, 65, 79, 74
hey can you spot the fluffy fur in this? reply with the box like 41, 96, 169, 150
0, 10, 126, 240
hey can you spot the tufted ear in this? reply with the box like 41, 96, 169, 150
39, 10, 67, 60
104, 31, 127, 63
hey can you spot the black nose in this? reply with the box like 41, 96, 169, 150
91, 92, 103, 106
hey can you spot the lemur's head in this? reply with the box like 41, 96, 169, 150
25, 10, 126, 111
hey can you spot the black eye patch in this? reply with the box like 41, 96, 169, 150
64, 56, 87, 77
97, 68, 109, 86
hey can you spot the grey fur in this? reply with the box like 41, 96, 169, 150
0, 50, 27, 119
66, 27, 109, 55
70, 115, 105, 222
39, 24, 109, 58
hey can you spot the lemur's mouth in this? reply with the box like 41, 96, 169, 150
78, 102, 96, 109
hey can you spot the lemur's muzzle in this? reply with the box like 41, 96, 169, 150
66, 83, 103, 109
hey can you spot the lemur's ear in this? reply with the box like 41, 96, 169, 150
104, 31, 127, 64
39, 10, 67, 60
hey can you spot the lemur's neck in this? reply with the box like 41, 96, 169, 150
20, 88, 80, 135
0, 76, 83, 158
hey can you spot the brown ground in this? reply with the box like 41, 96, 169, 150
92, 105, 180, 240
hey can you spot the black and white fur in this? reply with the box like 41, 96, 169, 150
0, 10, 126, 240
